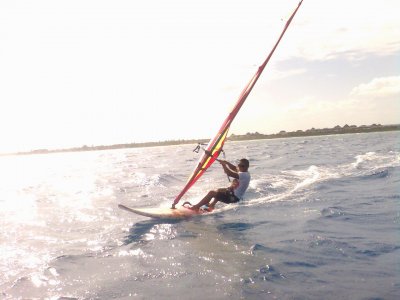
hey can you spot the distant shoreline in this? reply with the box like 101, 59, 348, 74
5, 123, 400, 156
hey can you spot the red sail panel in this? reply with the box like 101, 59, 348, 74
172, 0, 303, 207
173, 126, 229, 206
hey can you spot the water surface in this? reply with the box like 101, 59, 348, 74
1, 131, 399, 299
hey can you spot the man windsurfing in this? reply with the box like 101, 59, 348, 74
186, 158, 250, 211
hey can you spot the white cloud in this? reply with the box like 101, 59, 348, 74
284, 0, 400, 61
350, 76, 400, 98
282, 76, 400, 129
248, 75, 399, 134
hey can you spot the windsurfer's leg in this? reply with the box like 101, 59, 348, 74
191, 190, 217, 210
208, 198, 219, 209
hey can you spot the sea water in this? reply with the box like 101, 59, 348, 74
0, 131, 399, 299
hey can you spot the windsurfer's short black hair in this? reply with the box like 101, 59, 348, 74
239, 158, 249, 169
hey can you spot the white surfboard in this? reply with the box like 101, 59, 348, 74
118, 204, 211, 219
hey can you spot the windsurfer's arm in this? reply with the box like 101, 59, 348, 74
205, 151, 236, 170
224, 160, 237, 171
219, 160, 239, 179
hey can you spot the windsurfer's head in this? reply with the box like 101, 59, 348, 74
238, 158, 249, 171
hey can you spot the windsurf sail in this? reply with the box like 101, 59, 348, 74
172, 0, 303, 208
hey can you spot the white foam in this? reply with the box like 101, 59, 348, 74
239, 150, 400, 209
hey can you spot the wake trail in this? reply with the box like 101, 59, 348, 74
241, 150, 400, 209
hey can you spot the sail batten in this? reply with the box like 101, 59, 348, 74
172, 1, 303, 208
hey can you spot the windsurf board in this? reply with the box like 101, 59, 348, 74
118, 204, 211, 219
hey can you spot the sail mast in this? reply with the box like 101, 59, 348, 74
223, 0, 304, 126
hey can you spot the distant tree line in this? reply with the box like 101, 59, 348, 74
229, 123, 399, 141
13, 123, 400, 156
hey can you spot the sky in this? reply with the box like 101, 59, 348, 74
0, 0, 399, 153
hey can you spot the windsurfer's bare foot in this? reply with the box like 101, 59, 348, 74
200, 205, 213, 212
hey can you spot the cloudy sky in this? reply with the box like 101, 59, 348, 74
0, 0, 399, 153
